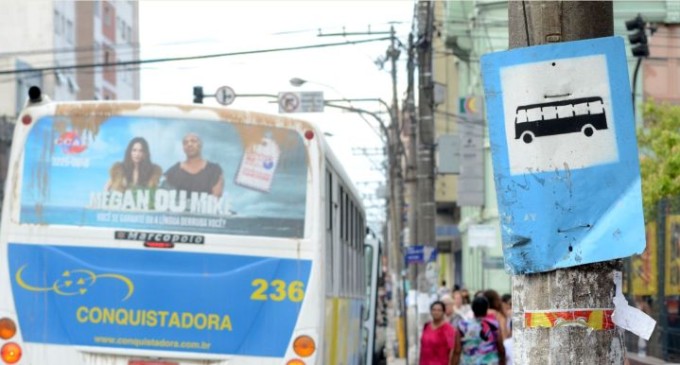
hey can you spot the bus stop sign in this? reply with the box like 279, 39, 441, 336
481, 36, 645, 274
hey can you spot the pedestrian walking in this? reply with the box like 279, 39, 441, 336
501, 293, 512, 335
460, 288, 471, 305
438, 280, 452, 298
450, 296, 506, 365
501, 293, 513, 365
420, 301, 456, 365
452, 290, 473, 320
484, 289, 510, 340
440, 295, 460, 327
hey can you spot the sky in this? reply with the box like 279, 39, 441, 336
138, 1, 416, 227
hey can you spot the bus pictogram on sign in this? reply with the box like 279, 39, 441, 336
514, 96, 608, 144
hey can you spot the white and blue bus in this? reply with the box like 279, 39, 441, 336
0, 87, 371, 365
362, 231, 386, 365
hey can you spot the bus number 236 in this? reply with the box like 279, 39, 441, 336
250, 279, 305, 302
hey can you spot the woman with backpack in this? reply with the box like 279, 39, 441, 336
450, 296, 506, 365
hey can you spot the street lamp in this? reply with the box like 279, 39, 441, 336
289, 77, 341, 92
289, 77, 307, 87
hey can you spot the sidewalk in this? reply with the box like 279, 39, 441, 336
627, 354, 680, 365
386, 354, 676, 364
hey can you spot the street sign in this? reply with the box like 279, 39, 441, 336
459, 96, 483, 117
468, 224, 496, 248
278, 92, 300, 113
457, 118, 484, 206
215, 86, 236, 106
404, 245, 437, 264
481, 36, 645, 274
458, 95, 485, 206
277, 91, 324, 113
436, 134, 459, 174
404, 246, 423, 264
483, 256, 505, 270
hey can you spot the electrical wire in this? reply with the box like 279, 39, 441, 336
0, 37, 391, 76
0, 43, 138, 58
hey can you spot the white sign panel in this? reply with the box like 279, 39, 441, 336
468, 224, 496, 248
457, 119, 484, 206
501, 55, 618, 174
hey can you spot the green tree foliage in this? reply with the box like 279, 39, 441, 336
638, 102, 680, 218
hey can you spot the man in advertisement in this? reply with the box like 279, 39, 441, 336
163, 133, 224, 198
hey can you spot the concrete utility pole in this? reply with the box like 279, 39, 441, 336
385, 25, 410, 361
412, 1, 437, 359
508, 2, 625, 364
415, 0, 436, 289
403, 31, 418, 362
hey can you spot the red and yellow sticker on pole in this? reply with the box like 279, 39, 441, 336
525, 309, 615, 330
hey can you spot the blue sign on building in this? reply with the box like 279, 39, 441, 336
405, 245, 438, 265
481, 36, 646, 274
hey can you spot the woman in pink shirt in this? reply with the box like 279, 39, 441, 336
420, 300, 456, 365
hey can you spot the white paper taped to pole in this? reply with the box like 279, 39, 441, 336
612, 271, 656, 340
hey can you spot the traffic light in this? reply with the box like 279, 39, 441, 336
193, 86, 204, 104
625, 14, 649, 58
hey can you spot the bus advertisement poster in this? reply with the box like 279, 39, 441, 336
481, 36, 645, 274
19, 114, 308, 239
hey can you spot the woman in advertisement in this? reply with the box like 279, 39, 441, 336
106, 137, 162, 192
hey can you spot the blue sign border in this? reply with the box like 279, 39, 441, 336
482, 36, 645, 274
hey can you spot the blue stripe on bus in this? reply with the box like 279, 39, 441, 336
8, 243, 311, 357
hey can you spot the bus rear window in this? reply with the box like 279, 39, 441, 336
20, 115, 308, 238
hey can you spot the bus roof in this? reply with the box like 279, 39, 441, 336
515, 96, 603, 112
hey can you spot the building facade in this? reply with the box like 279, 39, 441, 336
0, 0, 139, 212
0, 0, 140, 118
445, 0, 510, 295
432, 1, 462, 291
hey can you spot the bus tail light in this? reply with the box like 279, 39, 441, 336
286, 360, 305, 365
144, 241, 175, 249
21, 115, 32, 125
0, 318, 16, 339
0, 342, 21, 364
292, 335, 315, 357
304, 130, 314, 140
